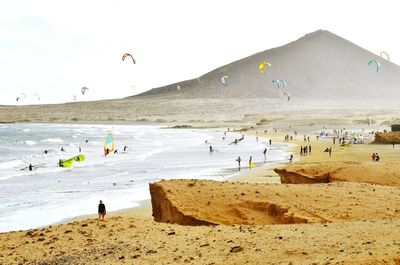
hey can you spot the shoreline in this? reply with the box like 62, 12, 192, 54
2, 119, 400, 264
1, 126, 293, 233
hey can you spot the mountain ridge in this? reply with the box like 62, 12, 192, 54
133, 29, 400, 101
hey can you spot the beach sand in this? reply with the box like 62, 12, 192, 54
1, 108, 400, 264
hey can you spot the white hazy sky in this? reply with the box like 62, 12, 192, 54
1, 0, 399, 105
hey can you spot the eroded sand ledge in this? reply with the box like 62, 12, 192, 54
274, 161, 400, 186
150, 179, 400, 225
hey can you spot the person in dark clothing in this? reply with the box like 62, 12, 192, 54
209, 146, 214, 152
375, 153, 380, 162
289, 154, 294, 163
28, 164, 33, 171
98, 200, 106, 220
124, 145, 128, 152
236, 156, 241, 170
263, 148, 267, 160
300, 146, 303, 156
308, 145, 312, 154
269, 139, 272, 146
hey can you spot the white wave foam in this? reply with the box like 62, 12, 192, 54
41, 138, 64, 143
0, 159, 24, 169
24, 140, 36, 145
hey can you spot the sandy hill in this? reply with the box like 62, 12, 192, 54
136, 30, 400, 102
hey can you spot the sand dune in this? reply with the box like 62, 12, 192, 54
274, 161, 400, 186
150, 179, 400, 225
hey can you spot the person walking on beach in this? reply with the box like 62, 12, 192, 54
289, 154, 294, 163
372, 152, 376, 161
300, 146, 303, 156
249, 156, 253, 169
98, 200, 106, 220
308, 145, 312, 154
263, 148, 267, 160
375, 153, 380, 162
236, 156, 241, 170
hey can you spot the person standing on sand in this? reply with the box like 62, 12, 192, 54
328, 147, 332, 157
300, 146, 303, 156
372, 152, 376, 161
289, 154, 293, 163
98, 200, 106, 220
375, 153, 380, 162
308, 145, 312, 154
263, 148, 267, 160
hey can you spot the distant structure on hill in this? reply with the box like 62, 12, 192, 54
391, 124, 400, 132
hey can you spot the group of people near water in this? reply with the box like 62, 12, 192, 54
371, 152, 381, 162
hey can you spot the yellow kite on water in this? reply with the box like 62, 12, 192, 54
58, 155, 86, 167
259, 61, 272, 74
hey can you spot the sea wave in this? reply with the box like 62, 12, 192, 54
41, 138, 64, 143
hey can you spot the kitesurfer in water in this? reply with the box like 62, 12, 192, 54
58, 159, 63, 167
114, 149, 118, 154
236, 156, 241, 170
124, 146, 127, 152
98, 200, 106, 220
249, 156, 253, 169
209, 146, 214, 152
44, 150, 48, 154
28, 164, 33, 171
61, 147, 65, 152
105, 148, 109, 156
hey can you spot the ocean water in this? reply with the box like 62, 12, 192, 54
0, 124, 289, 232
